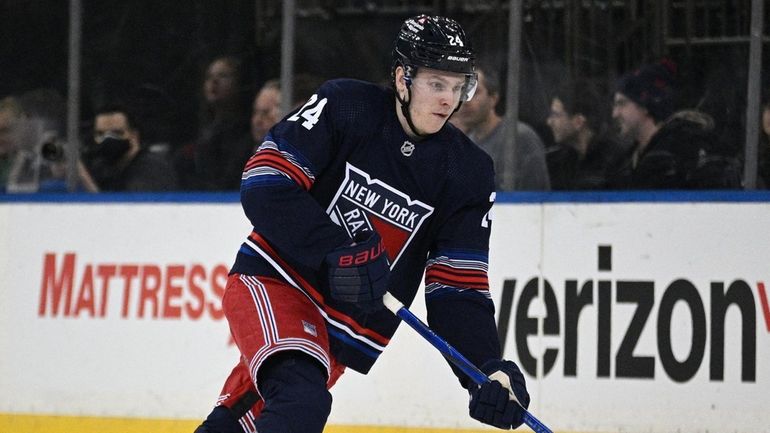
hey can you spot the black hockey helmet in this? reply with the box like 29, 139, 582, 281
392, 15, 478, 101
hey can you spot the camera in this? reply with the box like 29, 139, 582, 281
40, 137, 65, 162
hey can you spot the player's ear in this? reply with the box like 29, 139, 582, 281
395, 66, 407, 92
488, 90, 499, 107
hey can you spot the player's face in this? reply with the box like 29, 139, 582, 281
612, 93, 647, 140
546, 98, 578, 144
397, 67, 466, 136
251, 87, 281, 143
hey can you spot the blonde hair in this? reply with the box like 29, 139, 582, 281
0, 96, 23, 118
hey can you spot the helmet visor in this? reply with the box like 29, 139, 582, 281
408, 69, 478, 103
461, 73, 478, 102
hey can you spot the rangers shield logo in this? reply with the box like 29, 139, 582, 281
327, 163, 434, 266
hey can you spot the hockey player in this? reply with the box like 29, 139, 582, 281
195, 14, 530, 433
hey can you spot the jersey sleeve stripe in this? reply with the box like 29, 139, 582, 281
425, 267, 489, 289
244, 148, 313, 191
426, 263, 488, 279
241, 167, 296, 189
243, 140, 316, 191
247, 152, 310, 190
424, 252, 490, 291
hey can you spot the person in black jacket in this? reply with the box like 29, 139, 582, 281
175, 55, 252, 190
545, 78, 622, 190
85, 104, 178, 191
608, 62, 740, 189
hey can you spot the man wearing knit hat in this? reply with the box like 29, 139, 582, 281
611, 62, 675, 164
608, 60, 741, 189
607, 60, 735, 189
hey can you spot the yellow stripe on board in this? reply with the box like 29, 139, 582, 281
325, 427, 493, 433
0, 414, 568, 433
0, 414, 200, 433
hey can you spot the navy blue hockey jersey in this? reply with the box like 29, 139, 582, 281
232, 79, 501, 382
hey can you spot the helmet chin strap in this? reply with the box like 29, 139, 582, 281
396, 85, 429, 138
396, 69, 463, 138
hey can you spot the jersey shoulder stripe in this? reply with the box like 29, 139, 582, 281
242, 139, 316, 191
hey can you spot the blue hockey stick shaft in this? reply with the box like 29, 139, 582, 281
382, 293, 553, 433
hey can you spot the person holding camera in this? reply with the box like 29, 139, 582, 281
2, 88, 99, 193
0, 96, 22, 192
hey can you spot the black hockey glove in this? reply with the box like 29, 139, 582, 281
469, 359, 530, 430
324, 230, 390, 313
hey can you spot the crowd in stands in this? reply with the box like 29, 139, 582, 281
0, 55, 764, 194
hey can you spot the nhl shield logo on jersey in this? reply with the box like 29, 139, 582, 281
400, 140, 415, 157
327, 163, 434, 266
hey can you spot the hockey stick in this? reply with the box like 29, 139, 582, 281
382, 293, 553, 433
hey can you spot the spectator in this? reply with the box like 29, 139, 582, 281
250, 79, 281, 145
176, 55, 252, 190
607, 61, 739, 189
545, 78, 624, 190
4, 88, 99, 193
758, 99, 770, 188
84, 104, 177, 191
0, 96, 22, 191
452, 62, 550, 191
250, 74, 325, 146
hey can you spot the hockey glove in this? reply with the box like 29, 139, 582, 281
324, 230, 390, 313
469, 359, 530, 430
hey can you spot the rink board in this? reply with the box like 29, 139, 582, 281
0, 192, 768, 433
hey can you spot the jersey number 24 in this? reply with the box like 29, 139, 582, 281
288, 94, 328, 130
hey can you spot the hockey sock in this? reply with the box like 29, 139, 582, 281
254, 352, 332, 433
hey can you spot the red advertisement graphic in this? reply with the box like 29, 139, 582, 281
38, 252, 228, 320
